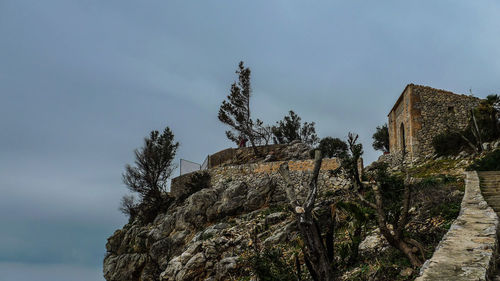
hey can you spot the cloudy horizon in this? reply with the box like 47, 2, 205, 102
1, 1, 499, 280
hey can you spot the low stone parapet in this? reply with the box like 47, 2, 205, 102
170, 158, 342, 200
415, 171, 499, 281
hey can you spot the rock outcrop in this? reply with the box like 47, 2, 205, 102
104, 165, 336, 281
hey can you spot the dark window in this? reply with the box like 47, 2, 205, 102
448, 106, 455, 113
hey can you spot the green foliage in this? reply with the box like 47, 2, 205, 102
474, 94, 500, 141
467, 149, 500, 171
434, 95, 500, 156
371, 162, 405, 224
407, 159, 461, 178
218, 61, 253, 145
336, 202, 371, 266
119, 194, 138, 221
272, 110, 319, 146
418, 174, 459, 188
316, 137, 348, 158
432, 131, 470, 156
122, 127, 178, 222
372, 123, 390, 153
123, 127, 179, 199
135, 194, 174, 224
247, 248, 298, 281
337, 133, 364, 185
430, 201, 461, 221
218, 61, 271, 146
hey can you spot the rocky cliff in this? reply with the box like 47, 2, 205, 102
103, 143, 345, 281
103, 163, 349, 280
104, 143, 474, 281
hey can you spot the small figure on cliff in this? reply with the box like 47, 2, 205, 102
239, 136, 248, 148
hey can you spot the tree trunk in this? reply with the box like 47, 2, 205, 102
248, 135, 260, 156
297, 215, 335, 281
279, 151, 335, 280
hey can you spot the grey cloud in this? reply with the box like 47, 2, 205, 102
1, 1, 500, 280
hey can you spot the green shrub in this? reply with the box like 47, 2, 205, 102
467, 149, 500, 171
431, 131, 467, 156
247, 248, 297, 281
430, 201, 461, 220
317, 137, 348, 158
136, 194, 174, 224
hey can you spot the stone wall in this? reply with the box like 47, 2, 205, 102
415, 171, 499, 281
413, 86, 480, 156
170, 158, 343, 200
388, 85, 421, 159
203, 142, 310, 169
388, 84, 480, 161
206, 144, 285, 168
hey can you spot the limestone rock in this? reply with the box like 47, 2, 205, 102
358, 228, 389, 255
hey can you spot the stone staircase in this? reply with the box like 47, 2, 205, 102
479, 171, 500, 213
478, 171, 500, 281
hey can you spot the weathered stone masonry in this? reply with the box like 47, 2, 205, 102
171, 158, 343, 200
416, 171, 499, 281
388, 84, 480, 161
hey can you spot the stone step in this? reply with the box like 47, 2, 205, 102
482, 187, 500, 190
481, 195, 500, 199
481, 193, 500, 197
478, 171, 500, 174
480, 181, 500, 185
484, 199, 500, 204
479, 172, 500, 279
483, 191, 500, 194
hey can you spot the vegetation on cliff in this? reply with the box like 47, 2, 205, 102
432, 94, 500, 156
121, 127, 178, 223
218, 62, 320, 153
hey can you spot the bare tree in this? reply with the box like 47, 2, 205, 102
343, 133, 425, 267
279, 150, 335, 281
254, 119, 273, 146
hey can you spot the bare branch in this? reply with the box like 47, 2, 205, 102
278, 162, 301, 208
356, 192, 377, 210
406, 238, 426, 262
304, 150, 322, 212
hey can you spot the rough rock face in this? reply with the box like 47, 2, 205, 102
104, 153, 351, 281
104, 174, 307, 281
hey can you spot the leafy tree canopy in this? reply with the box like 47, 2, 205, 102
317, 137, 348, 158
272, 110, 319, 146
218, 61, 271, 150
123, 127, 179, 202
372, 123, 389, 153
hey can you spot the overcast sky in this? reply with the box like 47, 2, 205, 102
1, 1, 500, 280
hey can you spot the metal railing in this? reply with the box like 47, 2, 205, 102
180, 156, 210, 176
201, 155, 209, 170
179, 159, 201, 176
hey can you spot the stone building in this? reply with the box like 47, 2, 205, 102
388, 84, 480, 161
